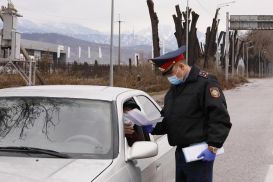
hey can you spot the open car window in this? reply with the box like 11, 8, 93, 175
123, 98, 151, 146
135, 95, 164, 140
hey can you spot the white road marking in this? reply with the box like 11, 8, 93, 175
264, 165, 273, 182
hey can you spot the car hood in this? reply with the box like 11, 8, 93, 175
0, 157, 112, 182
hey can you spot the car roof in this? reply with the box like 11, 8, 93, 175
0, 85, 137, 101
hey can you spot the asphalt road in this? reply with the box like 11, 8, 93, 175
214, 78, 273, 182
152, 78, 273, 182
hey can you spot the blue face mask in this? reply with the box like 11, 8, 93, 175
167, 75, 184, 85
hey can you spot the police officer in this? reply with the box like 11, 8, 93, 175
149, 46, 232, 182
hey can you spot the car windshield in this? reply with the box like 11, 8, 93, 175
0, 97, 113, 159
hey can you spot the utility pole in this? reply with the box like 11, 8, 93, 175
225, 12, 230, 81
215, 8, 220, 72
259, 50, 261, 78
179, 0, 192, 64
162, 39, 166, 55
109, 0, 114, 86
246, 45, 254, 79
262, 50, 267, 77
116, 14, 124, 66
186, 0, 189, 65
242, 41, 245, 76
216, 1, 236, 74
232, 32, 235, 77
215, 1, 235, 71
33, 61, 36, 85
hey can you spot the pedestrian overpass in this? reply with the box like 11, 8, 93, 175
225, 14, 273, 80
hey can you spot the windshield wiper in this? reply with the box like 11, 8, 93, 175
0, 147, 70, 158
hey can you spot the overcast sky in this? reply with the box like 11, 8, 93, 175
10, 0, 273, 34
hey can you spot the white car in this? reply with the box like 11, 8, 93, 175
0, 85, 175, 182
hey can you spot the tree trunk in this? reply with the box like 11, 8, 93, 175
173, 5, 184, 47
220, 32, 226, 69
195, 28, 202, 58
147, 0, 160, 58
188, 11, 199, 65
171, 4, 203, 67
172, 7, 192, 48
204, 26, 211, 68
228, 31, 234, 72
204, 8, 220, 68
200, 42, 204, 55
235, 39, 243, 69
172, 6, 201, 65
218, 31, 225, 46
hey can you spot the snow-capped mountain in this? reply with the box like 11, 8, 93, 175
17, 19, 101, 35
17, 19, 205, 50
17, 19, 154, 46
136, 25, 177, 49
14, 19, 207, 64
135, 24, 206, 47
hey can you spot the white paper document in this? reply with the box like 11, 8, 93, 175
124, 109, 163, 126
182, 142, 224, 163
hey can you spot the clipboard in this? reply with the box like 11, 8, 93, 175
182, 142, 224, 163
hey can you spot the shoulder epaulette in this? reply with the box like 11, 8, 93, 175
199, 71, 209, 79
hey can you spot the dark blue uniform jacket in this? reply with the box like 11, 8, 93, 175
152, 65, 232, 148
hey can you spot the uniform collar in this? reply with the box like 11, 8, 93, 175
184, 65, 200, 83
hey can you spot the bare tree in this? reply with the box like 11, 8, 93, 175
147, 0, 160, 58
204, 8, 220, 68
188, 11, 200, 65
172, 5, 201, 65
245, 30, 273, 76
173, 5, 185, 47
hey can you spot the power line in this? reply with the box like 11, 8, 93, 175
194, 0, 214, 16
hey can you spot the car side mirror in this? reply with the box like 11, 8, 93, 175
126, 141, 158, 161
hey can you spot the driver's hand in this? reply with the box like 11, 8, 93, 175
124, 123, 134, 135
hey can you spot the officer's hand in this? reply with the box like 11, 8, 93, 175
197, 148, 216, 161
143, 125, 154, 133
124, 123, 135, 135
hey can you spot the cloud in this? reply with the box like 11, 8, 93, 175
9, 0, 273, 34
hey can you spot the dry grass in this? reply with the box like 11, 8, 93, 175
113, 64, 170, 92
45, 73, 108, 86
0, 63, 247, 93
214, 71, 248, 90
198, 58, 249, 90
0, 75, 26, 89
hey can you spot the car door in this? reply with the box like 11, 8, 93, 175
134, 95, 175, 182
121, 97, 154, 182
